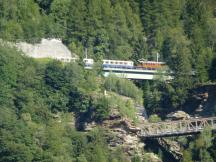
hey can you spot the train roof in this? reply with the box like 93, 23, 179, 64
103, 59, 133, 62
138, 60, 166, 64
146, 61, 165, 64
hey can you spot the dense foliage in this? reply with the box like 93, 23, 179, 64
0, 44, 143, 161
1, 0, 216, 161
1, 0, 216, 109
104, 74, 143, 103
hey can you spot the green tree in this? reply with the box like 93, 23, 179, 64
50, 0, 70, 37
66, 0, 87, 45
209, 57, 216, 81
94, 97, 110, 122
182, 149, 193, 162
44, 60, 65, 90
35, 0, 53, 13
162, 28, 192, 108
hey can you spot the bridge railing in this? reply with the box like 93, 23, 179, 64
139, 117, 216, 138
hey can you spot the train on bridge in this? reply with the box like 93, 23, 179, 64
83, 58, 167, 70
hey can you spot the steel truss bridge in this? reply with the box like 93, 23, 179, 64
139, 117, 216, 138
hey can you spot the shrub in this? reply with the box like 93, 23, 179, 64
104, 75, 142, 103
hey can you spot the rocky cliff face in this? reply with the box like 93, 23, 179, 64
157, 138, 182, 160
157, 84, 216, 161
183, 84, 216, 117
83, 84, 216, 162
84, 108, 162, 162
85, 110, 143, 155
16, 38, 75, 59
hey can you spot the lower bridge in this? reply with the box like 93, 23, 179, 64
139, 117, 216, 138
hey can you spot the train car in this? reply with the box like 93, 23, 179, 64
137, 59, 166, 70
83, 58, 94, 69
103, 59, 134, 69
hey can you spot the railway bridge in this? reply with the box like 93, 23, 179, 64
139, 117, 216, 138
103, 67, 173, 80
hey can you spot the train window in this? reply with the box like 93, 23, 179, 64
124, 62, 127, 65
111, 61, 114, 64
105, 61, 109, 64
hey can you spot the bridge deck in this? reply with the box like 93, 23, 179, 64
139, 117, 216, 138
103, 67, 173, 80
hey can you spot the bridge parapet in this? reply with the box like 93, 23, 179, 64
139, 117, 216, 138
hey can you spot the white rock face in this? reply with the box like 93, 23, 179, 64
16, 38, 77, 62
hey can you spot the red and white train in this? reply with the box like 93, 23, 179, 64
136, 59, 166, 70
83, 58, 166, 70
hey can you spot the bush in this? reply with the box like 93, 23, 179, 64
148, 114, 161, 123
108, 95, 138, 123
104, 75, 143, 103
94, 97, 110, 121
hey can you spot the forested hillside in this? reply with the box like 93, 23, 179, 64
1, 0, 216, 162
0, 43, 144, 161
1, 0, 216, 108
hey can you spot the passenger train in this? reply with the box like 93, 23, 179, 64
83, 58, 166, 70
83, 58, 94, 69
137, 59, 166, 70
103, 59, 134, 68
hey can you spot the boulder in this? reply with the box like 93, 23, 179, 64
166, 111, 190, 120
